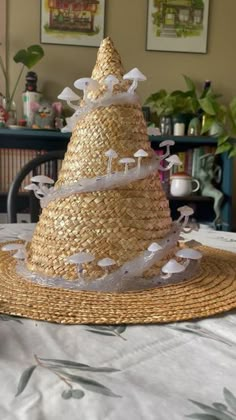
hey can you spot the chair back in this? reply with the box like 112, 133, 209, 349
7, 150, 65, 223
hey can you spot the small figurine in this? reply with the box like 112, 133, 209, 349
31, 100, 62, 129
198, 153, 224, 227
24, 71, 38, 92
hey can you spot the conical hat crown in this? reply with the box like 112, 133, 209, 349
27, 38, 173, 281
91, 37, 125, 82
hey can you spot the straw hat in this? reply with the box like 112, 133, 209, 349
0, 38, 236, 324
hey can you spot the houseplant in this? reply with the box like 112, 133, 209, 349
0, 44, 44, 119
145, 75, 236, 157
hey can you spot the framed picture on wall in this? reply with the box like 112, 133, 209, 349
146, 0, 210, 53
40, 0, 106, 47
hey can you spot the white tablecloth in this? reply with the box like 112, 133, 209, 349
0, 224, 236, 420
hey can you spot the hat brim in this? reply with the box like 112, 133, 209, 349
0, 245, 235, 324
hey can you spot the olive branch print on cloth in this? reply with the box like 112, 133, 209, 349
16, 355, 121, 400
186, 388, 236, 419
85, 325, 127, 340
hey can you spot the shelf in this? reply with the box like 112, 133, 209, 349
167, 194, 213, 202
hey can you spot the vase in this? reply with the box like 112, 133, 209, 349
3, 99, 17, 126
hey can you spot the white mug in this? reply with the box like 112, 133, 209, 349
170, 173, 200, 197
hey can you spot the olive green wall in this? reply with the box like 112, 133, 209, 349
7, 0, 236, 114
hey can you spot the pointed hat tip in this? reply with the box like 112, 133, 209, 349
92, 37, 125, 81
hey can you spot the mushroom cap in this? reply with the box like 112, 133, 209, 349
13, 249, 26, 259
148, 242, 162, 252
123, 68, 146, 81
175, 248, 202, 260
105, 149, 118, 158
159, 139, 175, 148
97, 257, 116, 267
119, 157, 136, 165
24, 183, 39, 191
30, 175, 55, 185
162, 259, 185, 274
134, 149, 148, 158
103, 75, 119, 85
74, 78, 99, 91
177, 205, 194, 217
2, 243, 25, 251
58, 87, 80, 101
166, 154, 182, 165
66, 252, 95, 264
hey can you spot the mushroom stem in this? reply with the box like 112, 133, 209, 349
137, 157, 142, 171
160, 272, 171, 279
124, 163, 129, 174
107, 157, 112, 175
128, 79, 138, 94
161, 146, 171, 161
67, 100, 80, 111
77, 264, 84, 280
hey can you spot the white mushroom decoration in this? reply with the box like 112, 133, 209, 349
97, 257, 116, 275
66, 251, 95, 280
123, 68, 147, 94
161, 259, 186, 279
74, 78, 100, 102
148, 242, 163, 254
177, 206, 194, 228
25, 175, 55, 199
103, 75, 119, 95
134, 149, 148, 171
119, 157, 135, 174
175, 248, 202, 268
1, 243, 26, 260
57, 87, 80, 110
105, 149, 118, 175
159, 139, 175, 160
159, 154, 182, 172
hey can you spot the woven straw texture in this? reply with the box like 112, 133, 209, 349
1, 245, 236, 324
26, 37, 173, 280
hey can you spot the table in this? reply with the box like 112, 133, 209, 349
0, 224, 236, 420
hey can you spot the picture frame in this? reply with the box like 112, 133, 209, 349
40, 0, 106, 48
146, 0, 210, 54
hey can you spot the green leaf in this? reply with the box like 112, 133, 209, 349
13, 45, 44, 69
86, 330, 115, 336
61, 389, 72, 399
183, 74, 196, 92
215, 143, 232, 155
15, 365, 37, 396
223, 388, 236, 413
115, 325, 126, 334
72, 389, 85, 399
64, 373, 121, 398
217, 135, 230, 145
212, 403, 228, 411
188, 400, 234, 420
186, 415, 225, 419
229, 147, 236, 158
199, 97, 217, 116
39, 357, 119, 373
0, 314, 22, 323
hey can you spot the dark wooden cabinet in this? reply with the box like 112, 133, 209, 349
0, 128, 235, 230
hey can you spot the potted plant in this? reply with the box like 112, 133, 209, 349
145, 75, 200, 134
0, 44, 44, 121
145, 75, 236, 157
